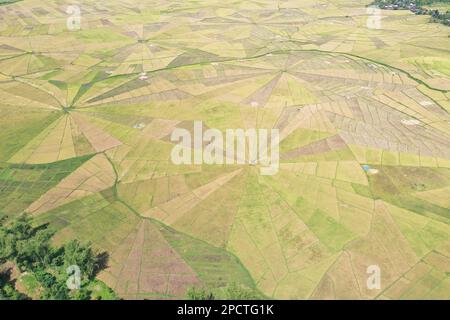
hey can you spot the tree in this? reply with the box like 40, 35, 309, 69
0, 269, 27, 300
63, 240, 100, 280
0, 215, 113, 300
71, 287, 92, 300
186, 287, 215, 300
222, 282, 261, 300
15, 227, 54, 271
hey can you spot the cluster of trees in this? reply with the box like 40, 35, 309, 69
0, 269, 27, 300
186, 283, 263, 300
429, 9, 450, 25
0, 215, 113, 300
372, 0, 450, 26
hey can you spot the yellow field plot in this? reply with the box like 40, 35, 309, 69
122, 135, 173, 161
147, 77, 179, 94
117, 159, 152, 183
382, 150, 399, 166
87, 101, 192, 123
315, 182, 340, 221
16, 78, 67, 108
8, 115, 72, 164
144, 177, 171, 206
72, 54, 102, 68
423, 252, 450, 274
316, 161, 337, 179
111, 63, 139, 76
285, 74, 318, 105
399, 152, 421, 167
418, 155, 439, 167
118, 160, 197, 185
427, 121, 450, 138
105, 144, 132, 166
254, 107, 283, 131
26, 154, 116, 215
120, 180, 157, 213
389, 203, 450, 257
71, 112, 122, 152
436, 157, 450, 168
225, 76, 280, 103
227, 221, 277, 294
310, 252, 362, 299
0, 44, 23, 59
277, 105, 336, 141
0, 83, 60, 110
322, 99, 355, 119
426, 277, 450, 300
336, 161, 368, 185
372, 93, 418, 117
383, 252, 450, 300
227, 204, 287, 294
400, 269, 447, 299
141, 119, 180, 140
404, 261, 432, 283
0, 55, 30, 75
315, 201, 418, 299
385, 91, 442, 123
274, 252, 341, 299
57, 116, 77, 161
126, 44, 154, 63
356, 145, 383, 164
414, 187, 450, 209
76, 112, 141, 145
100, 219, 201, 299
263, 74, 297, 108
332, 179, 356, 192
3, 80, 62, 108
171, 170, 246, 247
319, 40, 344, 52
231, 72, 278, 103
68, 116, 96, 156
87, 89, 137, 106
265, 193, 315, 262
146, 169, 243, 225
76, 77, 134, 105
141, 55, 176, 71
201, 41, 246, 57
299, 161, 317, 176
337, 188, 375, 212
417, 85, 448, 103
302, 67, 371, 83
338, 204, 372, 236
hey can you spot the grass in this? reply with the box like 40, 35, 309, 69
0, 0, 21, 5
0, 109, 61, 162
87, 280, 118, 300
0, 155, 93, 220
160, 221, 257, 291
35, 191, 258, 298
307, 209, 356, 253
367, 166, 450, 221
0, 0, 449, 300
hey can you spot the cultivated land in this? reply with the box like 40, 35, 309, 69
0, 0, 449, 299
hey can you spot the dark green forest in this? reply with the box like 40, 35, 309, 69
0, 215, 116, 300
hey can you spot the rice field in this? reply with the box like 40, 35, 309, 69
0, 0, 449, 299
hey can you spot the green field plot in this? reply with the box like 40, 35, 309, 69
35, 192, 258, 299
0, 155, 92, 219
0, 0, 449, 300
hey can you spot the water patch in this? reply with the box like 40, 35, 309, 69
362, 164, 379, 175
